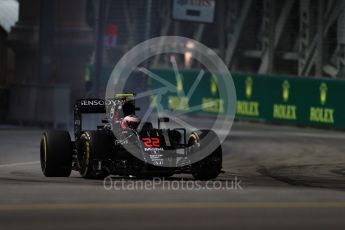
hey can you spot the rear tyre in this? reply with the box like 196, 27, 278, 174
40, 131, 72, 177
189, 130, 222, 180
78, 131, 112, 179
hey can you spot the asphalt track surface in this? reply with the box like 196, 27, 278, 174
1, 121, 345, 229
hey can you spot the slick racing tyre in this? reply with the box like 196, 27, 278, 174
40, 131, 72, 177
188, 130, 222, 180
78, 131, 112, 179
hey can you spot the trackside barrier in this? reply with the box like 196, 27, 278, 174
149, 69, 345, 129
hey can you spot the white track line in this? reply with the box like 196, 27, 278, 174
0, 161, 40, 168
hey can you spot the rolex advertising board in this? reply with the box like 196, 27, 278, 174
234, 73, 342, 128
149, 69, 227, 115
149, 69, 345, 129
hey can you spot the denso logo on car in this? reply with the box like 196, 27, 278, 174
80, 99, 124, 106
80, 99, 104, 106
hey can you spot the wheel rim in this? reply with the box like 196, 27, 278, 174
79, 134, 90, 177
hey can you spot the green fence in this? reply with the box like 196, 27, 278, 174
149, 69, 345, 129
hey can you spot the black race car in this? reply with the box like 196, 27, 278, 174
40, 93, 223, 180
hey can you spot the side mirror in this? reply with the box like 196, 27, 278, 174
158, 117, 169, 129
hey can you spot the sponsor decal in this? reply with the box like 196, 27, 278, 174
282, 80, 290, 102
176, 73, 184, 95
80, 99, 126, 107
115, 139, 129, 145
210, 74, 218, 96
145, 147, 164, 152
320, 82, 327, 105
273, 80, 297, 120
236, 101, 260, 117
168, 96, 189, 111
245, 77, 253, 99
310, 107, 334, 123
149, 153, 163, 158
236, 76, 260, 117
273, 104, 297, 120
168, 73, 189, 111
202, 98, 224, 113
152, 159, 164, 166
309, 82, 335, 124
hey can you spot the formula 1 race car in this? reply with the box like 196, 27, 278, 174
40, 93, 223, 180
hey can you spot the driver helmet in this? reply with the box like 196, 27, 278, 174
121, 115, 141, 130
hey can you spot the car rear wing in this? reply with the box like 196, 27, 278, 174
74, 96, 135, 139
75, 99, 107, 113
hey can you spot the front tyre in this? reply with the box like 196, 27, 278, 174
40, 131, 72, 177
188, 130, 222, 180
